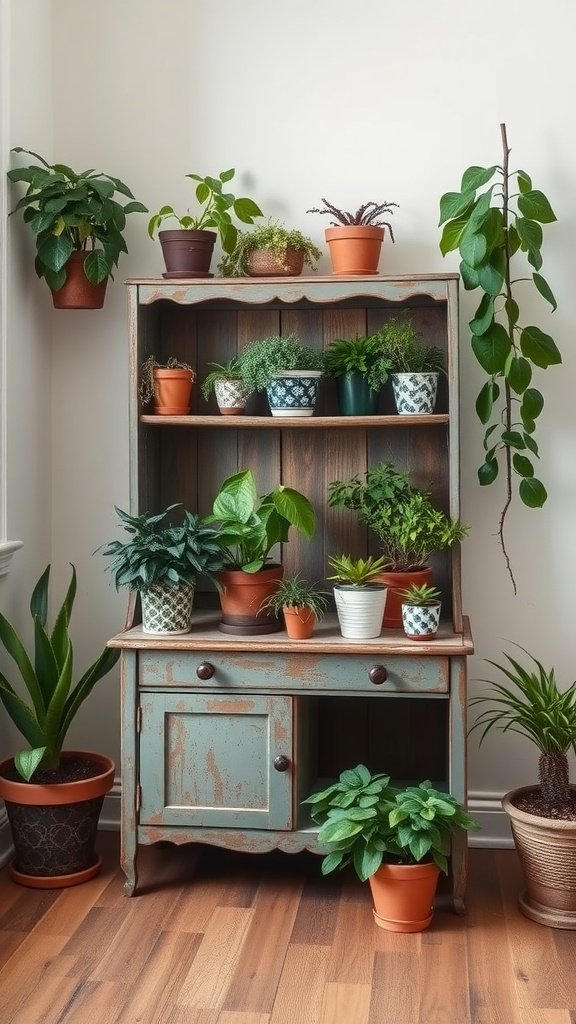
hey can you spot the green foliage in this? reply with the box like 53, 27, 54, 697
303, 764, 479, 881
0, 565, 120, 780
147, 168, 263, 254
238, 334, 324, 394
327, 554, 389, 587
328, 461, 468, 571
218, 220, 322, 276
139, 355, 195, 406
98, 505, 225, 591
200, 359, 244, 402
7, 147, 148, 290
307, 198, 399, 240
439, 125, 561, 591
374, 315, 445, 374
400, 583, 442, 606
323, 335, 392, 393
208, 470, 316, 573
258, 573, 329, 618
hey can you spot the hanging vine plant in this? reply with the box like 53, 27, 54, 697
439, 123, 561, 593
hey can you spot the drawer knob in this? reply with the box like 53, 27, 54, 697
369, 665, 387, 685
196, 662, 215, 680
273, 755, 290, 772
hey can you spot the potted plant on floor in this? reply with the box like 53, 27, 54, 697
208, 469, 316, 635
327, 555, 389, 639
374, 315, 445, 414
0, 565, 120, 887
303, 764, 479, 931
147, 168, 263, 277
200, 358, 249, 416
98, 504, 225, 635
7, 147, 147, 308
323, 334, 392, 415
258, 572, 329, 640
218, 220, 322, 277
307, 198, 399, 274
238, 333, 324, 417
470, 646, 576, 929
139, 356, 196, 415
328, 461, 468, 627
400, 583, 442, 641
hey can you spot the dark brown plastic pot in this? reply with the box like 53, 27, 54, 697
159, 229, 217, 276
51, 252, 108, 309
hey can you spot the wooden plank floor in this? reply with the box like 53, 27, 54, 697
0, 833, 575, 1023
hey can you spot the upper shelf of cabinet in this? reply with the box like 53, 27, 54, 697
140, 414, 450, 428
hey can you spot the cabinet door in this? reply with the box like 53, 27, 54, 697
139, 692, 293, 828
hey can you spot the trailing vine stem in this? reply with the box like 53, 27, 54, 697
439, 123, 561, 593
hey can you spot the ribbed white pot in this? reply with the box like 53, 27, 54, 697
333, 585, 387, 639
391, 372, 439, 414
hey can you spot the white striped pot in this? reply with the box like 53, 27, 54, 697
140, 582, 194, 635
401, 602, 441, 641
391, 372, 439, 415
333, 585, 387, 639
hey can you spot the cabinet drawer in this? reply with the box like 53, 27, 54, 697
138, 650, 449, 694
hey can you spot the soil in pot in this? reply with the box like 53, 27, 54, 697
51, 252, 108, 309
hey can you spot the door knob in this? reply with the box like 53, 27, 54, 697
196, 662, 215, 680
369, 665, 387, 685
273, 755, 290, 772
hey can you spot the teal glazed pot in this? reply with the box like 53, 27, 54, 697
337, 371, 378, 415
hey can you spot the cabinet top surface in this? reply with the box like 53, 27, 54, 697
126, 273, 459, 284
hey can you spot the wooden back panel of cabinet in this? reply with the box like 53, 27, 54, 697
127, 275, 462, 631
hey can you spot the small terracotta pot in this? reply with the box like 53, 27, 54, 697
153, 367, 194, 415
218, 565, 284, 635
375, 568, 434, 629
368, 861, 441, 932
51, 252, 108, 309
325, 226, 385, 275
247, 248, 305, 277
283, 605, 315, 639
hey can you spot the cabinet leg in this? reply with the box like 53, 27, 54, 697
121, 836, 138, 896
450, 829, 468, 914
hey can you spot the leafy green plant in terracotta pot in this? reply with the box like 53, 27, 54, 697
219, 220, 322, 277
0, 564, 120, 886
148, 168, 263, 276
327, 554, 389, 639
139, 355, 196, 415
323, 334, 392, 415
238, 333, 324, 417
307, 198, 399, 274
304, 764, 479, 931
399, 583, 442, 641
470, 646, 576, 929
200, 358, 249, 416
258, 572, 329, 639
374, 315, 445, 414
7, 147, 148, 308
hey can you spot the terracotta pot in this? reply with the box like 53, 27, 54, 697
51, 252, 108, 309
503, 787, 576, 929
0, 751, 115, 888
247, 248, 305, 277
218, 564, 284, 635
153, 367, 194, 415
283, 605, 315, 639
368, 861, 441, 932
325, 226, 385, 275
159, 229, 216, 277
375, 567, 433, 629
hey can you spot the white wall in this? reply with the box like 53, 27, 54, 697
4, 0, 576, 841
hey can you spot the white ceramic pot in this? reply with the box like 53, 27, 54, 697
141, 582, 194, 635
401, 602, 441, 640
391, 372, 439, 414
334, 585, 387, 639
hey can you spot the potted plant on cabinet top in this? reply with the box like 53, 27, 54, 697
201, 358, 249, 416
238, 333, 324, 417
0, 564, 120, 887
7, 147, 147, 308
139, 355, 196, 415
218, 220, 322, 278
98, 504, 225, 635
470, 646, 576, 929
258, 572, 329, 640
304, 764, 479, 932
328, 461, 468, 627
323, 334, 392, 415
307, 198, 399, 275
147, 168, 263, 278
208, 469, 316, 635
327, 554, 389, 640
400, 583, 442, 641
374, 315, 445, 415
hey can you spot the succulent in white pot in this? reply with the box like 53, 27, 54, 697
327, 555, 389, 639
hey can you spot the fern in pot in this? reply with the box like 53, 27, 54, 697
373, 315, 445, 414
323, 334, 392, 415
238, 333, 324, 417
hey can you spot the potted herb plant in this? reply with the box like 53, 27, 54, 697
258, 572, 329, 640
470, 646, 576, 929
139, 356, 196, 415
7, 147, 147, 308
208, 469, 316, 635
400, 583, 442, 641
147, 168, 263, 277
200, 358, 249, 416
304, 764, 479, 931
238, 333, 324, 417
307, 198, 399, 274
327, 555, 389, 639
323, 334, 392, 415
0, 565, 120, 887
328, 461, 468, 627
219, 220, 322, 277
374, 315, 445, 414
98, 504, 225, 635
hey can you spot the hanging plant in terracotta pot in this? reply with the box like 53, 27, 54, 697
139, 355, 196, 415
307, 198, 399, 275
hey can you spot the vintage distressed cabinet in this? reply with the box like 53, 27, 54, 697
108, 273, 474, 907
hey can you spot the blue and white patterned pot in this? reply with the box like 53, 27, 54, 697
266, 371, 322, 417
391, 372, 439, 415
401, 601, 441, 640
